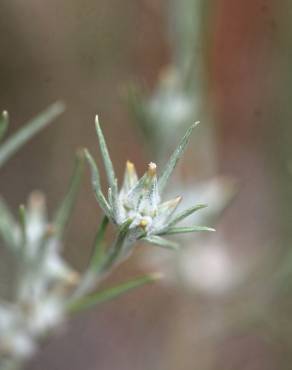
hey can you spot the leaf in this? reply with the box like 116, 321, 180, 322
168, 204, 207, 227
160, 226, 215, 235
0, 111, 9, 141
0, 197, 19, 251
54, 150, 85, 236
158, 122, 198, 192
108, 179, 120, 222
69, 216, 110, 300
95, 116, 117, 194
127, 85, 153, 142
89, 216, 109, 270
142, 235, 179, 250
68, 273, 161, 313
84, 149, 112, 218
18, 204, 27, 246
0, 102, 65, 168
100, 218, 132, 272
156, 196, 182, 225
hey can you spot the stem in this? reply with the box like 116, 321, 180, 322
68, 219, 131, 303
98, 222, 130, 273
70, 216, 109, 299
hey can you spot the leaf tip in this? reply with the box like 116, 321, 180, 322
50, 101, 66, 116
83, 147, 91, 159
95, 114, 101, 130
198, 203, 208, 210
76, 147, 85, 160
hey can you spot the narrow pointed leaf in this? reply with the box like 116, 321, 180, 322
155, 196, 182, 226
0, 197, 19, 250
84, 148, 101, 188
143, 235, 179, 250
95, 116, 117, 192
68, 274, 161, 313
108, 179, 121, 222
158, 122, 198, 192
168, 204, 207, 227
0, 111, 9, 141
54, 150, 85, 236
101, 218, 132, 272
70, 216, 110, 300
126, 171, 148, 207
84, 149, 112, 218
89, 216, 109, 270
160, 225, 215, 235
0, 102, 65, 168
18, 204, 27, 245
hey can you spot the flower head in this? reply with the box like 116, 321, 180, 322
119, 160, 181, 234
85, 117, 214, 251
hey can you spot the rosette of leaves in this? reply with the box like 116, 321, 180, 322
83, 117, 214, 279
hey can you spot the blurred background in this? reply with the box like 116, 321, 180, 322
1, 0, 292, 369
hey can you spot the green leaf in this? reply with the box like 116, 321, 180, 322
68, 273, 161, 313
18, 204, 27, 245
101, 218, 132, 272
108, 179, 120, 221
84, 148, 112, 218
127, 85, 153, 142
158, 122, 198, 192
168, 204, 207, 227
0, 111, 9, 141
160, 226, 215, 235
95, 116, 117, 193
0, 102, 65, 168
89, 216, 109, 270
142, 235, 179, 250
0, 197, 19, 250
54, 150, 85, 236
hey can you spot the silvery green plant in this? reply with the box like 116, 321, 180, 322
0, 106, 213, 370
74, 117, 214, 297
0, 104, 83, 368
0, 107, 153, 369
0, 190, 80, 363
83, 118, 213, 262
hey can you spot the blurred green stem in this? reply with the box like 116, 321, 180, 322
0, 102, 65, 168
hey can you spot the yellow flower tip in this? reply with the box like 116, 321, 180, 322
126, 160, 135, 173
139, 218, 149, 230
147, 162, 157, 177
